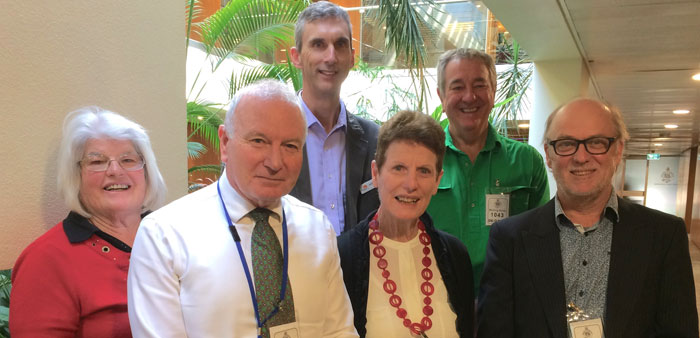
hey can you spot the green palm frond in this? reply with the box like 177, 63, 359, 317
430, 104, 449, 129
200, 0, 309, 62
284, 51, 302, 91
492, 40, 533, 136
187, 141, 208, 159
185, 0, 205, 53
0, 269, 10, 336
228, 58, 301, 99
365, 0, 442, 112
188, 164, 224, 175
187, 101, 225, 152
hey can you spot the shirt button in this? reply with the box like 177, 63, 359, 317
582, 260, 588, 266
584, 232, 589, 237
471, 203, 475, 208
579, 290, 584, 297
330, 203, 335, 209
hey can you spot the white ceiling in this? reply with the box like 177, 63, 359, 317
485, 0, 700, 156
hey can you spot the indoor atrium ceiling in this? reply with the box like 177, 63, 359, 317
485, 0, 700, 156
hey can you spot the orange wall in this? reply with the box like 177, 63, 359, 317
187, 0, 222, 42
333, 0, 362, 54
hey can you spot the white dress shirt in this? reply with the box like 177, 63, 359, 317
128, 172, 358, 337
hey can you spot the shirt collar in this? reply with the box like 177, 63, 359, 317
444, 122, 502, 154
63, 211, 101, 243
298, 90, 347, 131
554, 188, 620, 232
63, 210, 149, 251
218, 169, 283, 223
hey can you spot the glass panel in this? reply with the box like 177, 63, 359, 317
624, 159, 646, 192
355, 0, 491, 67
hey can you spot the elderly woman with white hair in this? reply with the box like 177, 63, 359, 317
10, 106, 166, 338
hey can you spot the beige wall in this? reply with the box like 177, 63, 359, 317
0, 1, 186, 269
528, 58, 589, 198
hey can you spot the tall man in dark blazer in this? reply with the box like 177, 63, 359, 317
289, 1, 379, 235
477, 98, 698, 337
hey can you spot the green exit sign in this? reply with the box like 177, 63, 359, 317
647, 153, 660, 160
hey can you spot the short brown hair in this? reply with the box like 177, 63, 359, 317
375, 110, 446, 174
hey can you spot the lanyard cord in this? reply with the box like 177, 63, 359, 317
217, 180, 289, 337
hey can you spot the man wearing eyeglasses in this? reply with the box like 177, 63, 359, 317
477, 98, 698, 337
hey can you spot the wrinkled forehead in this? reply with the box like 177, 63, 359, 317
302, 17, 351, 41
547, 100, 616, 140
235, 96, 306, 137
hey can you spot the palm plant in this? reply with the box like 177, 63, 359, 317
0, 269, 10, 338
189, 0, 308, 102
184, 0, 444, 190
362, 0, 442, 113
491, 39, 533, 138
186, 0, 307, 190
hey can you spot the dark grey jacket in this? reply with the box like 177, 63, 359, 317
290, 113, 380, 232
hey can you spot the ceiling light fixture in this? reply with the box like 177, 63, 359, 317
673, 109, 690, 114
654, 143, 663, 146
693, 72, 700, 81
664, 124, 679, 129
518, 123, 530, 129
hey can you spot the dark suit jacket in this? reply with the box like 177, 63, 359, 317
477, 197, 698, 338
290, 113, 380, 233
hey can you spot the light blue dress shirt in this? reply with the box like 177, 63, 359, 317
299, 94, 347, 235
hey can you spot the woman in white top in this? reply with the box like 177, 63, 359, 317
338, 110, 474, 337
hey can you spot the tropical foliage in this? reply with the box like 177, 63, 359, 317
186, 0, 307, 190
0, 269, 10, 338
491, 39, 533, 138
185, 0, 445, 189
362, 0, 441, 113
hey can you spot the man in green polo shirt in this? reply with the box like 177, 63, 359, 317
427, 48, 549, 292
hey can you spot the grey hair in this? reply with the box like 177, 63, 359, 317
294, 1, 352, 52
437, 48, 497, 96
57, 106, 167, 217
543, 98, 630, 144
224, 79, 306, 137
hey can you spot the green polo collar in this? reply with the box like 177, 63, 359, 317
445, 123, 503, 155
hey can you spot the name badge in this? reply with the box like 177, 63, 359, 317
269, 322, 299, 338
360, 179, 375, 194
485, 194, 509, 226
569, 318, 604, 338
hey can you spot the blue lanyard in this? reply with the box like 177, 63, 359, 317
217, 180, 290, 337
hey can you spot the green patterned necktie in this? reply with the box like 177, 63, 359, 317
249, 208, 295, 337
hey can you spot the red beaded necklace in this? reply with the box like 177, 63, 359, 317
368, 212, 434, 337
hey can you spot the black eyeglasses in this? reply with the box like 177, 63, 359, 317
548, 137, 617, 156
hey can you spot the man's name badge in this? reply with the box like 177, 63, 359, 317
567, 302, 604, 338
485, 194, 509, 226
569, 319, 604, 338
360, 179, 375, 194
269, 322, 299, 338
